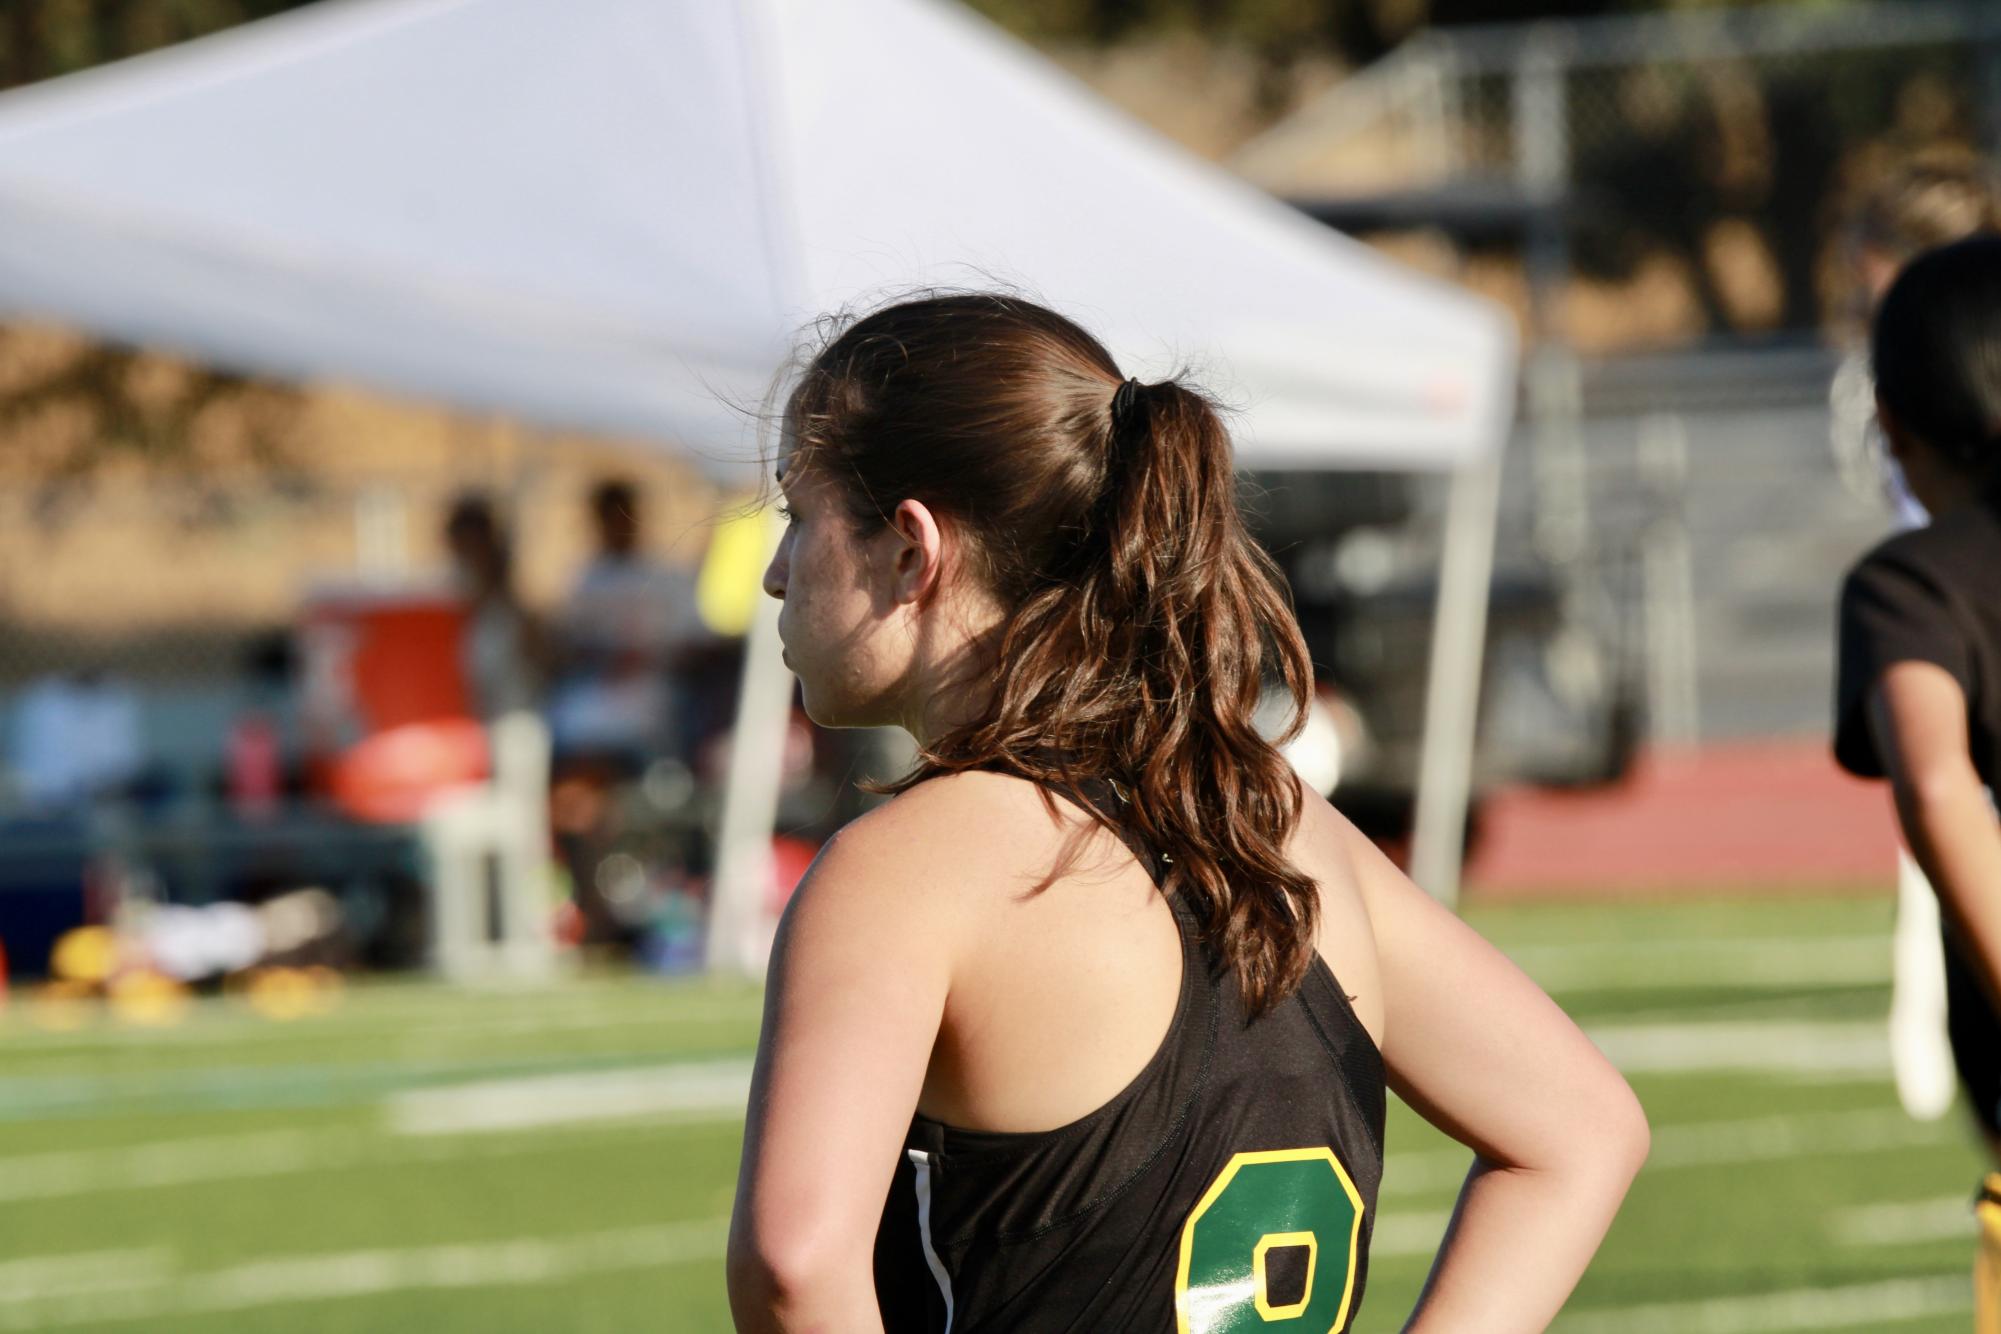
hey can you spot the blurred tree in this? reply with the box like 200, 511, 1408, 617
0, 331, 306, 525
0, 0, 322, 92
0, 0, 322, 499
966, 0, 1860, 65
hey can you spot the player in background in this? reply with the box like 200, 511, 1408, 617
728, 293, 1648, 1332
1830, 151, 2001, 1123
1834, 237, 2001, 1330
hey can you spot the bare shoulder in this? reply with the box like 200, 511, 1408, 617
783, 769, 1081, 937
1285, 779, 1369, 919
879, 767, 1078, 830
820, 769, 1079, 868
1286, 780, 1386, 1045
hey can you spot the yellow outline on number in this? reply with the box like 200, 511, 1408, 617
1173, 1147, 1366, 1334
1253, 1231, 1318, 1319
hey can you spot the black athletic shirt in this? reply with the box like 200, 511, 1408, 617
1834, 481, 2001, 1132
872, 796, 1387, 1333
1834, 480, 2001, 792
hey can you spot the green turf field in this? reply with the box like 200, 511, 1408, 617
1, 892, 1989, 1332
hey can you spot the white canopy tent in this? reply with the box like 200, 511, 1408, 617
0, 0, 1516, 944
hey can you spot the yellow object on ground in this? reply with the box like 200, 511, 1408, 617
108, 969, 190, 1027
1978, 1174, 2001, 1334
243, 965, 339, 1021
50, 926, 117, 984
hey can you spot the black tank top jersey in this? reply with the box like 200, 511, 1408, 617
872, 799, 1387, 1333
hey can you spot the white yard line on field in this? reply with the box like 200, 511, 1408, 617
1384, 1105, 1956, 1198
1585, 1018, 1889, 1077
0, 1250, 172, 1311
8, 1022, 1942, 1208
383, 1057, 754, 1135
1505, 934, 1890, 993
8, 1097, 1948, 1226
1831, 1194, 1979, 1247
0, 1220, 729, 1331
379, 1014, 1889, 1145
0, 1129, 330, 1203
1549, 1275, 1969, 1333
1369, 1208, 1452, 1258
0, 1060, 753, 1203
0, 989, 764, 1053
1638, 1106, 1951, 1168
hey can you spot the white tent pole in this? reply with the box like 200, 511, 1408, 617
1408, 448, 1503, 907
704, 0, 808, 980
706, 510, 792, 977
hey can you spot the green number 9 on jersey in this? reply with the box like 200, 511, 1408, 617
1174, 1148, 1367, 1333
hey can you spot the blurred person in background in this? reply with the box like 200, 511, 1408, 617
728, 294, 1648, 1333
443, 493, 540, 723
7, 665, 142, 811
1830, 151, 2001, 1126
1834, 150, 2001, 527
549, 477, 704, 765
548, 477, 705, 948
1848, 152, 2001, 326
1834, 236, 2001, 1327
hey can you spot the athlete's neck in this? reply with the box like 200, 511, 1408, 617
903, 665, 997, 748
1924, 468, 2001, 519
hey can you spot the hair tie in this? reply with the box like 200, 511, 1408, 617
1110, 377, 1143, 430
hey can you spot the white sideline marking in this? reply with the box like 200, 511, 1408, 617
0, 1250, 171, 1308
8, 1064, 1940, 1210
1832, 1194, 1976, 1247
0, 1220, 728, 1331
383, 1058, 753, 1135
1370, 1209, 1452, 1258
1384, 1105, 1954, 1198
1508, 935, 1889, 992
0, 1130, 328, 1204
1585, 1019, 1888, 1077
1639, 1106, 1950, 1169
1550, 1275, 1969, 1332
0, 1063, 752, 1203
2, 990, 764, 1051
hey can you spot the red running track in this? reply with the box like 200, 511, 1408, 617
1463, 738, 1900, 900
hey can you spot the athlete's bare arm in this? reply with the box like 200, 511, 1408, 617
1295, 788, 1650, 1334
1870, 660, 2001, 1014
727, 771, 1162, 1329
727, 796, 964, 1333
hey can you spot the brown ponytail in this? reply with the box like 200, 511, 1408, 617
785, 293, 1319, 1017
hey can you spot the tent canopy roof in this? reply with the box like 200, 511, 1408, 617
0, 0, 1515, 476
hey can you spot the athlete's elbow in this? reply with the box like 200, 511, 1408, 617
1893, 761, 1987, 821
727, 1217, 872, 1328
1594, 1077, 1650, 1186
725, 1223, 785, 1329
1500, 1068, 1649, 1189
1536, 1067, 1650, 1202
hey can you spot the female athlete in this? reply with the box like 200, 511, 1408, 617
1834, 236, 2001, 1324
727, 293, 1649, 1332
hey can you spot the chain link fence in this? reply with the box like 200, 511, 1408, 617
1240, 2, 2001, 351
1232, 3, 2000, 745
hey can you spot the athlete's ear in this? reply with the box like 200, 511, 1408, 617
887, 497, 946, 607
